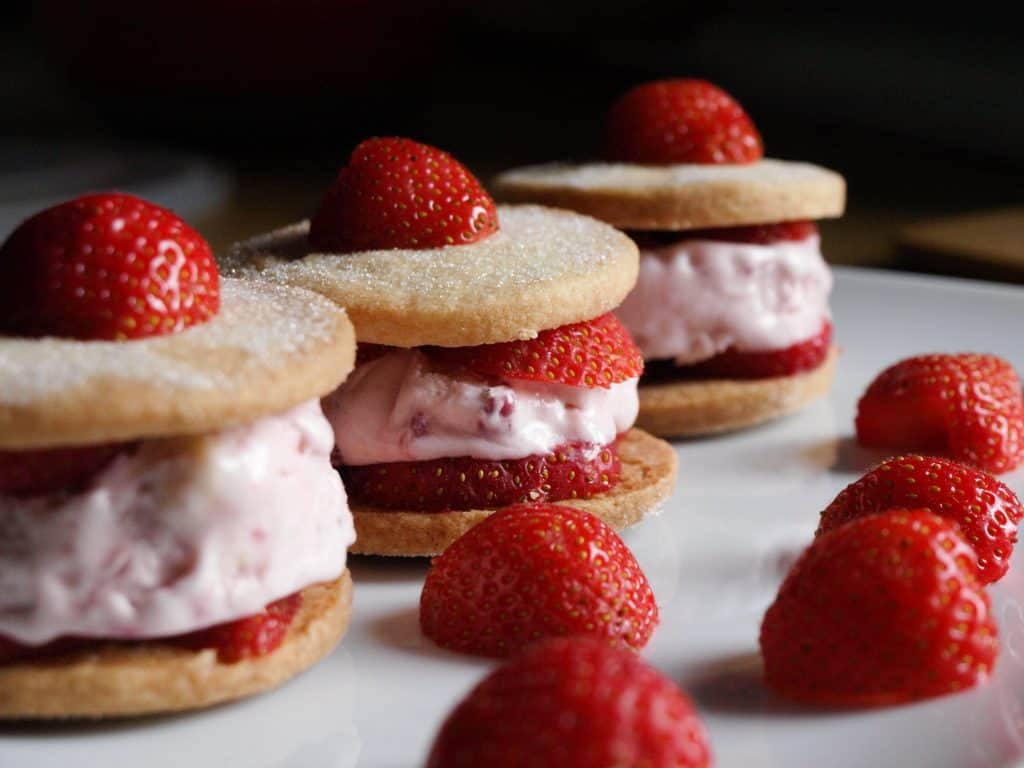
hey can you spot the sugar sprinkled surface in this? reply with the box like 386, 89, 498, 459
0, 279, 343, 404
223, 205, 631, 298
496, 158, 841, 192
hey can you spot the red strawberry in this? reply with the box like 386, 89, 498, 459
856, 354, 1024, 473
817, 455, 1022, 584
674, 320, 832, 380
171, 592, 303, 663
342, 441, 620, 511
432, 313, 643, 389
761, 510, 998, 706
420, 503, 657, 657
631, 220, 817, 249
426, 636, 711, 768
0, 443, 127, 495
309, 137, 498, 252
0, 193, 219, 340
604, 78, 763, 165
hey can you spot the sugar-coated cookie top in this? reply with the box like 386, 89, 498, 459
0, 279, 356, 448
223, 205, 639, 348
495, 159, 846, 230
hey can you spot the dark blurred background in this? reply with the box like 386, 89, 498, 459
2, 2, 1022, 277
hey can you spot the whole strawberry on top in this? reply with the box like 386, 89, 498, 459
495, 79, 846, 438
419, 503, 657, 657
226, 136, 678, 557
818, 454, 1023, 583
309, 137, 498, 252
761, 510, 998, 707
0, 192, 219, 340
856, 353, 1024, 474
426, 636, 712, 768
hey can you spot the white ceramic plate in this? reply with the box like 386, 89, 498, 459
3, 266, 1024, 768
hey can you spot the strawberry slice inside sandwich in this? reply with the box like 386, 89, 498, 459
0, 194, 354, 671
310, 138, 644, 512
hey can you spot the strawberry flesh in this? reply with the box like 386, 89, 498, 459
604, 78, 762, 165
309, 136, 498, 252
630, 220, 817, 248
426, 636, 712, 768
0, 443, 128, 495
817, 454, 1023, 584
856, 353, 1024, 473
342, 440, 621, 511
0, 192, 219, 341
419, 504, 658, 657
431, 313, 643, 389
0, 593, 302, 666
761, 509, 998, 706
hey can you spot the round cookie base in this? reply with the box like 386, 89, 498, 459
0, 570, 353, 719
348, 428, 677, 557
636, 347, 838, 437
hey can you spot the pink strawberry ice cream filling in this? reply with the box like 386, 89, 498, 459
0, 399, 354, 646
322, 348, 639, 466
616, 234, 832, 365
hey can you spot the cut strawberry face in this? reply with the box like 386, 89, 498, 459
426, 636, 712, 768
817, 454, 1023, 584
431, 313, 643, 389
309, 136, 498, 252
420, 504, 658, 657
761, 510, 998, 706
604, 78, 763, 165
342, 440, 620, 511
0, 193, 219, 341
631, 220, 818, 248
856, 354, 1024, 473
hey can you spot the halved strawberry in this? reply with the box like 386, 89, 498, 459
426, 636, 711, 768
761, 509, 998, 706
341, 440, 620, 511
631, 220, 817, 248
0, 193, 219, 340
856, 354, 1024, 473
420, 504, 658, 657
604, 78, 763, 165
431, 313, 643, 389
817, 454, 1023, 584
309, 137, 498, 252
660, 320, 832, 380
0, 443, 127, 495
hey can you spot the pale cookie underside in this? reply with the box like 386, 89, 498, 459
222, 205, 639, 347
636, 347, 838, 437
0, 279, 356, 449
0, 570, 352, 719
349, 428, 677, 557
494, 159, 846, 230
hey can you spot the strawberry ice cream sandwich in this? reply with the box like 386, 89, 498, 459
224, 137, 677, 556
496, 79, 846, 436
0, 193, 357, 718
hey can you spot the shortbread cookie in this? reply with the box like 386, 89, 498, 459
494, 160, 846, 231
349, 429, 677, 557
0, 571, 352, 719
635, 347, 839, 437
0, 279, 356, 449
223, 205, 638, 348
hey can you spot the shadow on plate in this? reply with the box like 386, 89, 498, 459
829, 435, 890, 475
369, 606, 480, 668
347, 554, 431, 585
685, 651, 841, 718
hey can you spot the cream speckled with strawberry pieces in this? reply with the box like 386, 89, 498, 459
0, 192, 358, 718
224, 137, 678, 556
495, 79, 846, 438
